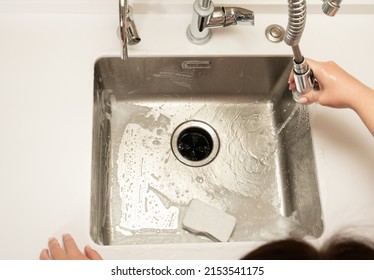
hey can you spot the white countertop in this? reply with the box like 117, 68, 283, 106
0, 1, 373, 259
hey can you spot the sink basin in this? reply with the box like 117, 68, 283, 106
90, 56, 323, 245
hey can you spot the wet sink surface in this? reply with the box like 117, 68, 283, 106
91, 57, 323, 245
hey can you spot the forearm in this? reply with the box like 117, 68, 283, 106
290, 59, 374, 136
351, 88, 374, 137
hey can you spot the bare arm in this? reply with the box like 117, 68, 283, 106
289, 59, 374, 136
351, 86, 374, 137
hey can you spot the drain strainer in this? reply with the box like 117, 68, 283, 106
171, 120, 220, 167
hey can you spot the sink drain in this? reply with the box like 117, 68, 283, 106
171, 121, 220, 167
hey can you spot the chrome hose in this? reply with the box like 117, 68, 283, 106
284, 0, 307, 48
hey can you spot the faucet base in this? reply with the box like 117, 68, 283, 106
186, 25, 212, 45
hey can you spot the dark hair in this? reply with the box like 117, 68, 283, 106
241, 237, 374, 260
321, 237, 374, 260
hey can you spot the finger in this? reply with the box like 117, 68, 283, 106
289, 80, 296, 91
84, 245, 103, 260
48, 237, 67, 260
39, 248, 51, 260
62, 234, 84, 259
304, 58, 322, 79
288, 68, 295, 83
304, 58, 317, 68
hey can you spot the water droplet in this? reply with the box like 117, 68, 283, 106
152, 140, 161, 145
196, 176, 204, 183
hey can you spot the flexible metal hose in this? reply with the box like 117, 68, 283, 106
284, 0, 307, 48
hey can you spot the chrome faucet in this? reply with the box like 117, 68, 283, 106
119, 0, 141, 60
187, 0, 254, 44
285, 0, 342, 101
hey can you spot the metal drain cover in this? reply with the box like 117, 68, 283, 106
171, 120, 220, 167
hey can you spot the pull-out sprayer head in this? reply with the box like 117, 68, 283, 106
292, 57, 319, 102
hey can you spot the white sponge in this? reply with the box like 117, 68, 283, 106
182, 199, 236, 242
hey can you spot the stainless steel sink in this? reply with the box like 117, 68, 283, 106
90, 57, 323, 245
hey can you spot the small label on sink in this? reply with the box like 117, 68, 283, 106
182, 60, 211, 69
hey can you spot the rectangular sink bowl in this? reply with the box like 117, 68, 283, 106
90, 57, 323, 245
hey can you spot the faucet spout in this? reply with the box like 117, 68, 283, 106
119, 0, 141, 60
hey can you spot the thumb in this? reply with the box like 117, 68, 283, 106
304, 58, 324, 87
304, 58, 319, 74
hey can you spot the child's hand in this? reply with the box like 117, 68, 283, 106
40, 234, 102, 260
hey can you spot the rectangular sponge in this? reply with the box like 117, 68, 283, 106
182, 199, 236, 242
